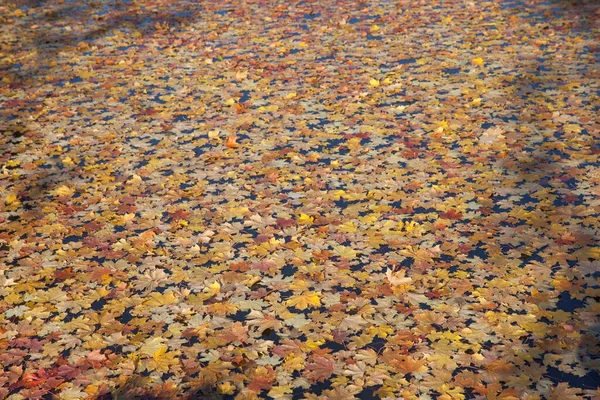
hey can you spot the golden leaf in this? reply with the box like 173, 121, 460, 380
285, 292, 321, 310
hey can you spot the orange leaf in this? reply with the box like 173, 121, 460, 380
226, 136, 239, 148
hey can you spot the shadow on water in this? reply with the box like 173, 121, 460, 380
0, 3, 250, 397
0, 0, 221, 209
494, 0, 600, 391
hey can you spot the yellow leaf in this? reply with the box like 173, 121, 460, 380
54, 185, 75, 196
268, 385, 293, 399
442, 331, 462, 341
304, 338, 325, 350
143, 291, 178, 307
285, 92, 297, 99
438, 384, 465, 400
331, 190, 346, 200
338, 221, 357, 233
289, 279, 310, 291
218, 382, 236, 395
203, 281, 221, 297
369, 78, 380, 87
370, 204, 392, 213
149, 347, 179, 372
366, 325, 394, 338
564, 124, 581, 134
471, 57, 484, 66
62, 157, 75, 166
297, 213, 314, 225
283, 354, 305, 371
226, 206, 249, 218
139, 337, 166, 357
404, 221, 422, 235
244, 276, 261, 287
360, 213, 380, 224
207, 301, 239, 315
285, 292, 321, 310
5, 194, 20, 205
152, 346, 168, 360
347, 137, 362, 151
4, 293, 21, 304
333, 245, 358, 260
78, 69, 94, 79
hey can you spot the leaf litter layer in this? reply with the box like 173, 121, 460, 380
0, 0, 599, 399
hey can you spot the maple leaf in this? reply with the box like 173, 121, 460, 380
268, 385, 293, 399
427, 353, 458, 370
288, 280, 310, 293
149, 347, 179, 372
303, 356, 335, 383
199, 361, 233, 386
226, 135, 239, 148
203, 281, 221, 297
276, 218, 296, 228
479, 127, 505, 145
251, 259, 277, 272
439, 209, 463, 220
383, 351, 428, 374
247, 310, 283, 332
35, 287, 68, 303
139, 337, 167, 357
437, 384, 465, 400
386, 268, 413, 286
57, 386, 88, 400
332, 330, 350, 344
366, 369, 391, 386
143, 291, 178, 307
219, 322, 248, 344
85, 350, 107, 369
285, 292, 321, 310
297, 214, 314, 225
548, 383, 582, 400
217, 382, 236, 395
338, 314, 368, 331
332, 244, 358, 259
366, 325, 394, 338
343, 361, 368, 379
355, 348, 379, 365
248, 366, 276, 392
56, 365, 80, 380
197, 229, 215, 243
53, 185, 75, 196
5, 194, 20, 206
338, 220, 358, 233
207, 301, 239, 315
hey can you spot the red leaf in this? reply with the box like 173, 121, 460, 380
303, 356, 335, 383
439, 209, 463, 220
